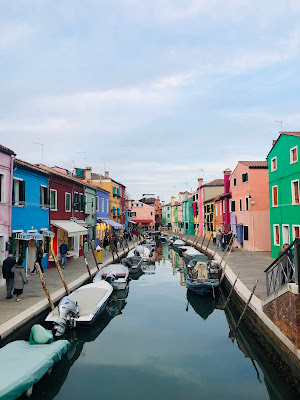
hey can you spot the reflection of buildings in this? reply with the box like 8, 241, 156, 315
152, 241, 162, 262
180, 270, 186, 286
162, 244, 172, 262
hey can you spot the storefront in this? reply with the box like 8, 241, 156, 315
96, 218, 123, 244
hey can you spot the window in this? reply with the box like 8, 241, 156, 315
291, 180, 299, 205
91, 197, 95, 213
185, 222, 189, 230
40, 185, 48, 208
231, 200, 236, 212
220, 203, 222, 215
130, 212, 136, 217
117, 207, 120, 216
282, 225, 290, 244
74, 193, 85, 211
216, 205, 218, 216
245, 197, 249, 211
242, 172, 248, 183
239, 198, 242, 212
293, 225, 300, 239
233, 177, 237, 187
50, 189, 57, 210
96, 197, 99, 212
207, 205, 210, 213
271, 157, 277, 172
167, 214, 170, 218
12, 178, 25, 206
150, 211, 153, 216
273, 225, 280, 246
290, 146, 298, 164
65, 192, 71, 212
272, 186, 278, 207
222, 201, 225, 213
0, 173, 5, 203
101, 198, 104, 212
244, 226, 249, 241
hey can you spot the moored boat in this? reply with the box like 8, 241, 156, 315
128, 245, 152, 262
178, 246, 201, 261
94, 264, 129, 290
46, 281, 113, 335
186, 260, 220, 296
122, 255, 143, 273
172, 239, 185, 247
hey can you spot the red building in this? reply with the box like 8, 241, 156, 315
154, 196, 162, 225
120, 184, 126, 225
214, 169, 232, 233
39, 165, 88, 260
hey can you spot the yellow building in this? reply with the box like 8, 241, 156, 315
203, 198, 216, 239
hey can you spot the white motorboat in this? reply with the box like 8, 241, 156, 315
128, 245, 151, 262
178, 246, 201, 261
172, 239, 185, 247
45, 281, 113, 336
122, 256, 143, 273
93, 264, 129, 290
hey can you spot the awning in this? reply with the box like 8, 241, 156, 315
132, 219, 153, 224
15, 232, 32, 241
41, 229, 55, 238
97, 218, 123, 229
50, 220, 88, 237
129, 221, 137, 224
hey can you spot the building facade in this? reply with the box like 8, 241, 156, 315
203, 198, 215, 239
127, 200, 155, 229
267, 132, 300, 257
182, 192, 194, 235
0, 144, 15, 285
11, 159, 50, 274
96, 188, 110, 246
230, 161, 270, 251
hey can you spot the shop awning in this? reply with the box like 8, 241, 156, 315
50, 220, 88, 237
41, 230, 55, 238
129, 221, 137, 224
97, 218, 123, 229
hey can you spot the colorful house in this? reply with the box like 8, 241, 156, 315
230, 161, 270, 251
127, 200, 155, 229
39, 165, 88, 260
192, 190, 199, 235
267, 132, 300, 258
198, 178, 224, 237
203, 198, 215, 239
162, 202, 172, 227
214, 169, 232, 233
0, 144, 15, 285
83, 184, 98, 252
96, 188, 110, 245
182, 192, 194, 235
11, 159, 51, 275
154, 196, 162, 227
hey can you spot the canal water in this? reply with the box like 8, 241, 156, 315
25, 243, 298, 400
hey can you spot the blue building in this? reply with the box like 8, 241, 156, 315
11, 159, 52, 274
96, 188, 110, 246
125, 208, 131, 232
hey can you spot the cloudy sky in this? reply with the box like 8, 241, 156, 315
1, 0, 300, 200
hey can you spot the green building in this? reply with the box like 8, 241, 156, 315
267, 132, 300, 258
84, 184, 98, 252
182, 193, 194, 235
162, 201, 172, 227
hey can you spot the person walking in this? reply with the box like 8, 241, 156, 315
103, 232, 110, 256
2, 254, 16, 299
212, 230, 217, 245
31, 243, 44, 274
12, 258, 28, 302
59, 240, 69, 269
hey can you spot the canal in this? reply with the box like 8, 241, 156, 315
24, 243, 298, 400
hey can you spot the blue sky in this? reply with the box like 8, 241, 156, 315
1, 0, 300, 200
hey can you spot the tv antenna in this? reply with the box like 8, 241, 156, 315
274, 120, 283, 131
33, 142, 44, 163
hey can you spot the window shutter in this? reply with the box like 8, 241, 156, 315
19, 181, 25, 204
74, 193, 78, 210
40, 186, 43, 206
294, 182, 299, 203
81, 194, 86, 212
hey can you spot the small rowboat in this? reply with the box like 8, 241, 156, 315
122, 256, 143, 274
94, 264, 129, 290
186, 260, 220, 296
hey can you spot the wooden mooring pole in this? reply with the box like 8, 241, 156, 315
34, 262, 54, 310
51, 249, 70, 295
204, 235, 212, 252
222, 273, 239, 309
90, 241, 100, 271
235, 280, 258, 330
80, 245, 93, 282
219, 243, 234, 284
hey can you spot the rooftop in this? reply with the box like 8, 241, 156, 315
15, 159, 49, 175
239, 161, 267, 168
0, 144, 16, 156
202, 178, 224, 187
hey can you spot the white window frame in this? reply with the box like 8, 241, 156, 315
40, 185, 48, 209
245, 197, 249, 211
239, 198, 242, 212
220, 203, 222, 215
243, 225, 249, 241
291, 179, 300, 205
106, 199, 109, 213
272, 185, 278, 207
13, 177, 24, 207
271, 156, 277, 172
50, 189, 58, 211
101, 198, 104, 212
0, 172, 6, 204
222, 201, 225, 214
230, 199, 236, 212
85, 194, 88, 213
273, 224, 280, 246
215, 205, 218, 217
282, 224, 290, 244
65, 192, 71, 212
292, 225, 300, 240
290, 146, 298, 164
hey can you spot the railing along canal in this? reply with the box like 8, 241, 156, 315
264, 238, 300, 296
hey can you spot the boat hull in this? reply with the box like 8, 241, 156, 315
186, 277, 219, 296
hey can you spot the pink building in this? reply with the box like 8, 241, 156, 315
0, 144, 16, 285
230, 161, 270, 251
127, 200, 155, 229
214, 169, 232, 232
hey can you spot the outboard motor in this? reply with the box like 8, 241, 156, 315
134, 249, 140, 256
122, 259, 130, 268
53, 296, 79, 337
105, 271, 116, 284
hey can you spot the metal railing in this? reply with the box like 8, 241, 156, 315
264, 238, 300, 296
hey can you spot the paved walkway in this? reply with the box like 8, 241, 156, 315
177, 234, 273, 300
0, 240, 136, 333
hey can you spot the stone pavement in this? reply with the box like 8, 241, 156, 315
177, 234, 273, 300
0, 240, 136, 334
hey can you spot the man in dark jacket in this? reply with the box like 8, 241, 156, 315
2, 254, 16, 299
31, 243, 44, 274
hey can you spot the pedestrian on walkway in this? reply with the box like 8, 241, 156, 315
59, 240, 69, 269
216, 230, 222, 249
2, 254, 16, 299
103, 232, 110, 255
12, 258, 28, 302
212, 231, 217, 244
31, 243, 44, 274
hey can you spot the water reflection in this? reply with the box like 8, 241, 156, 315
186, 290, 220, 320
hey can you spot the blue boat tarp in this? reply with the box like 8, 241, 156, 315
0, 339, 70, 400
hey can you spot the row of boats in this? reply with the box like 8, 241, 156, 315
160, 234, 222, 296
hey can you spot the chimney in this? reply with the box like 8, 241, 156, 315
198, 177, 203, 188
272, 139, 277, 146
105, 171, 109, 178
85, 166, 92, 182
223, 168, 231, 194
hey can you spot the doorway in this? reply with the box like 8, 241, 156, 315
27, 240, 36, 275
282, 225, 290, 245
0, 235, 5, 287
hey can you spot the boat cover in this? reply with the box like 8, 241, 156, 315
193, 262, 208, 279
0, 340, 70, 400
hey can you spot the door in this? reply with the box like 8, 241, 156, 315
27, 239, 37, 275
74, 236, 79, 257
282, 225, 290, 244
